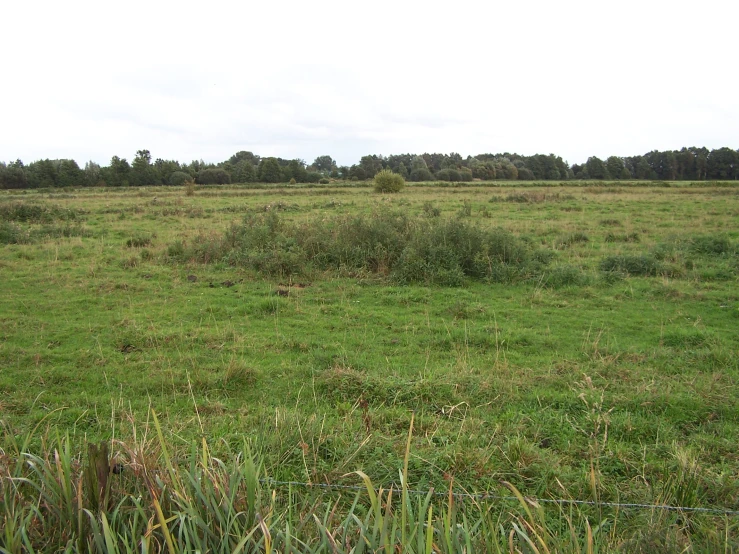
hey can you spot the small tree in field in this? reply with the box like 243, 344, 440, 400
373, 169, 405, 193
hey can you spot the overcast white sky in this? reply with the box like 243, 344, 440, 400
2, 0, 737, 167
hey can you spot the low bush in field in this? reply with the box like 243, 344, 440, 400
0, 201, 82, 222
605, 231, 640, 243
600, 254, 662, 276
170, 211, 540, 284
373, 170, 405, 193
0, 221, 30, 244
557, 231, 589, 248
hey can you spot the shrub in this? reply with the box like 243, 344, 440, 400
197, 168, 231, 185
319, 178, 330, 184
422, 202, 441, 217
373, 170, 405, 193
289, 178, 297, 185
688, 235, 732, 255
170, 211, 537, 285
169, 171, 192, 186
543, 265, 590, 288
436, 168, 462, 182
185, 180, 196, 196
600, 254, 661, 276
126, 234, 153, 248
557, 232, 589, 248
409, 168, 433, 182
0, 221, 30, 244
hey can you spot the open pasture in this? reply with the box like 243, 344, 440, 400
1, 181, 738, 550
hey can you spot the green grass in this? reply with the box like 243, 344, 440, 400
1, 181, 738, 550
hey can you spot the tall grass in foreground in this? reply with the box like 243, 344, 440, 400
1, 413, 736, 553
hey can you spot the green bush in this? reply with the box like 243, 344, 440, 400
197, 168, 231, 185
409, 168, 433, 182
170, 211, 537, 284
600, 254, 662, 276
0, 221, 30, 244
319, 178, 330, 184
373, 170, 405, 193
169, 171, 192, 186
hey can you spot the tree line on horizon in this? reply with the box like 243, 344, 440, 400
0, 146, 737, 189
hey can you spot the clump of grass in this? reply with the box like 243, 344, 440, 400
222, 359, 257, 390
184, 179, 196, 196
605, 232, 640, 243
422, 201, 441, 217
0, 221, 31, 244
687, 235, 733, 255
170, 211, 538, 284
543, 264, 591, 288
3, 415, 735, 552
126, 234, 153, 248
0, 201, 82, 223
600, 254, 662, 276
599, 218, 622, 226
558, 231, 590, 248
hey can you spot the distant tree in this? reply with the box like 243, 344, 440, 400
131, 149, 157, 186
169, 171, 192, 186
233, 160, 256, 183
228, 151, 260, 167
517, 167, 535, 180
258, 158, 283, 183
84, 161, 102, 186
411, 155, 429, 171
57, 159, 85, 187
26, 159, 57, 188
153, 158, 181, 185
409, 167, 432, 182
470, 161, 496, 180
459, 168, 473, 181
396, 162, 409, 179
436, 168, 462, 182
359, 155, 384, 177
606, 156, 625, 180
197, 168, 231, 185
619, 167, 631, 179
634, 157, 652, 179
707, 147, 738, 180
585, 156, 608, 179
285, 159, 308, 182
495, 160, 518, 180
0, 160, 28, 189
313, 155, 336, 173
349, 165, 367, 180
104, 156, 131, 187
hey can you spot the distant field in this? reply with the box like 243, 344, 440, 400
1, 181, 738, 549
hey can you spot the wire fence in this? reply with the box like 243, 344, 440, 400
259, 478, 739, 517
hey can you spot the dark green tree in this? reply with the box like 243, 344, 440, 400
84, 161, 102, 187
585, 156, 608, 179
312, 155, 336, 173
258, 158, 283, 183
197, 168, 231, 184
233, 160, 256, 183
707, 147, 738, 180
606, 156, 625, 180
57, 159, 85, 187
130, 149, 157, 186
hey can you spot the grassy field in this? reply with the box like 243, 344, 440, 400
1, 180, 738, 550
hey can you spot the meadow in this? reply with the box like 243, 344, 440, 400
1, 181, 738, 552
